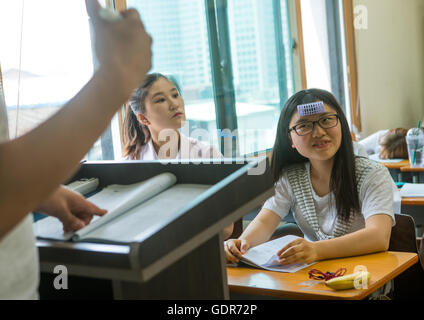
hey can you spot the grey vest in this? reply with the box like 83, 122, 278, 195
286, 157, 382, 240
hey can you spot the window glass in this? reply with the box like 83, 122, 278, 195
127, 0, 294, 156
300, 0, 351, 124
126, 0, 220, 150
228, 0, 294, 154
0, 1, 93, 136
0, 0, 110, 160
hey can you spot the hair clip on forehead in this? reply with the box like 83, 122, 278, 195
297, 101, 325, 117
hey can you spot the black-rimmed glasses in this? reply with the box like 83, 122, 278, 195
289, 114, 339, 136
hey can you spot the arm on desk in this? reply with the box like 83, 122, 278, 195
222, 224, 234, 240
277, 214, 392, 265
224, 208, 280, 263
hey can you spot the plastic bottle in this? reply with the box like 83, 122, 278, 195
406, 127, 424, 167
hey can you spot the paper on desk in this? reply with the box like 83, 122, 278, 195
369, 154, 404, 163
241, 235, 315, 273
400, 183, 424, 197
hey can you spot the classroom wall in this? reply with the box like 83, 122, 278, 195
354, 0, 424, 138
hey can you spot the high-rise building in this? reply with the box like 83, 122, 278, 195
129, 0, 211, 101
128, 0, 281, 104
228, 0, 278, 103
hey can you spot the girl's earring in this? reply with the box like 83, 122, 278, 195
137, 114, 150, 126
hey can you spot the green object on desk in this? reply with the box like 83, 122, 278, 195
396, 182, 405, 188
413, 120, 421, 165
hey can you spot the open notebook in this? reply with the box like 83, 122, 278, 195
240, 235, 315, 273
368, 154, 405, 163
34, 172, 210, 243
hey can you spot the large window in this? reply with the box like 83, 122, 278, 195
0, 0, 353, 160
126, 0, 217, 146
0, 0, 113, 160
0, 1, 92, 136
300, 0, 351, 123
126, 0, 295, 156
227, 0, 294, 154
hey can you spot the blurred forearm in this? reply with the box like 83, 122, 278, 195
0, 67, 134, 237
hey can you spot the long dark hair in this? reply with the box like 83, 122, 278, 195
378, 128, 408, 159
271, 88, 359, 221
123, 73, 168, 160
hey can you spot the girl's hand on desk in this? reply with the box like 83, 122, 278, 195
224, 239, 250, 263
277, 238, 318, 265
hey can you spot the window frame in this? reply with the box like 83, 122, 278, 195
111, 0, 306, 157
342, 0, 362, 135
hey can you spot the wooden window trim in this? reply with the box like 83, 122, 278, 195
112, 0, 128, 151
0, 63, 3, 92
343, 0, 362, 135
113, 0, 127, 12
294, 0, 307, 90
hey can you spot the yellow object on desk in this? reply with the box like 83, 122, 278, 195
325, 271, 371, 290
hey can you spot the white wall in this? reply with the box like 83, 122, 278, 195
301, 0, 332, 91
354, 0, 424, 137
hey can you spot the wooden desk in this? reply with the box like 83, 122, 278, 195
400, 166, 424, 172
400, 197, 424, 233
379, 160, 409, 182
382, 160, 409, 170
402, 197, 424, 206
400, 166, 424, 183
227, 251, 418, 300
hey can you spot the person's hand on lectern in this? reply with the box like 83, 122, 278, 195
35, 186, 107, 233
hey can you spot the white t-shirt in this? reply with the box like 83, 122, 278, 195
358, 130, 389, 155
0, 85, 39, 299
353, 141, 368, 157
125, 133, 223, 160
263, 162, 397, 242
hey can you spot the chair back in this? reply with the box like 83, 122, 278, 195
388, 213, 424, 299
389, 214, 418, 252
229, 218, 243, 239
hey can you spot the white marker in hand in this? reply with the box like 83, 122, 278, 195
98, 7, 123, 22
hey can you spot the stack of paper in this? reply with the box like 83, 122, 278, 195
241, 235, 315, 273
399, 183, 424, 197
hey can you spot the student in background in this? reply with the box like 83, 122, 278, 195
122, 73, 233, 239
123, 73, 222, 160
358, 128, 408, 159
353, 141, 368, 157
0, 0, 152, 299
225, 89, 397, 266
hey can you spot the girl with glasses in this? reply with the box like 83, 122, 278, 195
225, 88, 399, 266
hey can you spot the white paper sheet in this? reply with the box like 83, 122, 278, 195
241, 235, 315, 273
